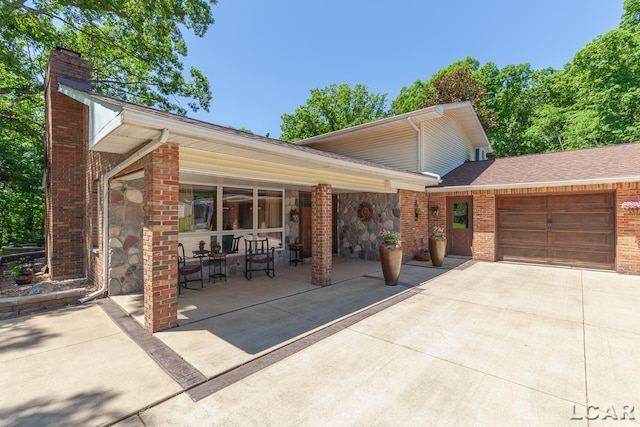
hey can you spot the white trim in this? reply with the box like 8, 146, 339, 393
426, 175, 640, 193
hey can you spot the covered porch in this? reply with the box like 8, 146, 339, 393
110, 257, 469, 379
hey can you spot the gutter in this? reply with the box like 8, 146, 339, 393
79, 129, 170, 303
426, 175, 640, 193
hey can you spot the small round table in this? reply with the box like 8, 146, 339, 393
289, 243, 303, 266
208, 252, 227, 283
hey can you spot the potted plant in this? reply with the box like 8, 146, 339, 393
429, 226, 446, 267
379, 231, 403, 286
11, 259, 34, 285
212, 242, 222, 253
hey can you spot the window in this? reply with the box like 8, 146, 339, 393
258, 190, 283, 229
452, 202, 468, 229
223, 187, 253, 230
179, 185, 217, 232
179, 184, 284, 251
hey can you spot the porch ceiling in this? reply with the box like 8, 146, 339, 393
59, 83, 439, 193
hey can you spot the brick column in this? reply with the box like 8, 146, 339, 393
143, 144, 179, 332
616, 183, 640, 274
45, 49, 92, 279
399, 190, 427, 261
311, 184, 332, 286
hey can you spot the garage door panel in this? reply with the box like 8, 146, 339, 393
551, 231, 614, 249
498, 211, 547, 229
550, 193, 614, 211
551, 249, 615, 269
499, 229, 547, 246
551, 212, 615, 230
498, 195, 547, 211
497, 193, 615, 270
500, 245, 548, 263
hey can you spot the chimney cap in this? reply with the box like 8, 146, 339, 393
56, 47, 81, 58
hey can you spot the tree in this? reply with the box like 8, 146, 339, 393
0, 0, 216, 245
280, 83, 390, 142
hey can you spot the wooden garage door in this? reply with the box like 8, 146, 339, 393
497, 193, 615, 270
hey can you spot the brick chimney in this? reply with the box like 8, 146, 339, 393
45, 48, 92, 279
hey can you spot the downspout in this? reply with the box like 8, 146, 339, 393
407, 117, 422, 172
79, 128, 170, 303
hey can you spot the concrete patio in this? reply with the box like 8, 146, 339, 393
111, 257, 469, 379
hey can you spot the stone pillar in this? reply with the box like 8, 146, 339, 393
311, 184, 332, 286
143, 144, 179, 332
44, 49, 92, 279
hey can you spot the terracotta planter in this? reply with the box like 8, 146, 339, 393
429, 237, 446, 267
379, 240, 403, 286
14, 271, 34, 286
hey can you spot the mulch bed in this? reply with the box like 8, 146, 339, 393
0, 257, 97, 298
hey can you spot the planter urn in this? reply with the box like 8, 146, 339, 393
429, 237, 446, 267
379, 240, 403, 286
14, 271, 34, 286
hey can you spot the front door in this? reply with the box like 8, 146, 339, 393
447, 196, 473, 256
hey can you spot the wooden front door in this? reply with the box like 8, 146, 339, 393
300, 192, 312, 258
447, 196, 473, 256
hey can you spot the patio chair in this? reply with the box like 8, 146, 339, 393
177, 243, 203, 293
221, 235, 241, 253
244, 238, 275, 280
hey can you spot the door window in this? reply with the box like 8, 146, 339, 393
452, 202, 468, 229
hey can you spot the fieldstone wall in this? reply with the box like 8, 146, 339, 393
337, 192, 400, 261
108, 178, 144, 295
284, 189, 300, 263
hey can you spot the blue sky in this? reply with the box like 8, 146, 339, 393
180, 0, 624, 139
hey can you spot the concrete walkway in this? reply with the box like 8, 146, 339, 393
1, 260, 639, 426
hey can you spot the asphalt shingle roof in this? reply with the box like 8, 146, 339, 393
440, 143, 640, 188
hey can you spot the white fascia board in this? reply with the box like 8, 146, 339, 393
121, 107, 440, 186
426, 176, 640, 193
386, 180, 428, 192
58, 84, 123, 149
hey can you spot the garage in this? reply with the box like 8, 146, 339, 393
497, 192, 615, 270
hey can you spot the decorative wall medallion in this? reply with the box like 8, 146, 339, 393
358, 202, 373, 222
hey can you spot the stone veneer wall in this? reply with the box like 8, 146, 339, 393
337, 192, 400, 261
108, 178, 144, 295
285, 189, 300, 263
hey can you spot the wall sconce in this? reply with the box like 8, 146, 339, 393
290, 208, 299, 223
430, 206, 440, 219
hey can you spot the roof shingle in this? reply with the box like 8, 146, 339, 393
440, 143, 640, 188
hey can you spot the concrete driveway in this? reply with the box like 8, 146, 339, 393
2, 261, 639, 426
133, 261, 640, 426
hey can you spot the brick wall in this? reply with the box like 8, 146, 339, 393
399, 190, 428, 261
430, 182, 640, 274
311, 184, 332, 286
45, 49, 92, 279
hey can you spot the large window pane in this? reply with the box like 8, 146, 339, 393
179, 185, 216, 232
258, 190, 283, 229
223, 187, 253, 230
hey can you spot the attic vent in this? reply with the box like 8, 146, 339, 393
475, 148, 487, 161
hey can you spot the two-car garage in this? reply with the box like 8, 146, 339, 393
497, 192, 616, 270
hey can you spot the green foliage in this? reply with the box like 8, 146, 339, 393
0, 0, 216, 246
280, 83, 390, 142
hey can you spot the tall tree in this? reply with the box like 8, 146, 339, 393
0, 0, 216, 245
280, 83, 390, 142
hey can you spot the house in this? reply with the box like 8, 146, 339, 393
44, 48, 640, 334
